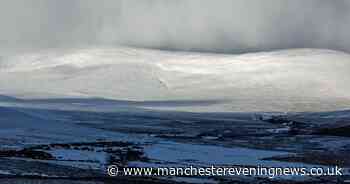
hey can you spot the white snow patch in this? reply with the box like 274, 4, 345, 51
48, 149, 108, 164
0, 170, 13, 175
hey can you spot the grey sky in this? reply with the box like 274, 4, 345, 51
1, 0, 350, 53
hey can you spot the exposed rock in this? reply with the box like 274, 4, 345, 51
314, 121, 350, 137
0, 149, 54, 160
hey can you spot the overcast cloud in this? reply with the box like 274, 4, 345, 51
1, 0, 350, 53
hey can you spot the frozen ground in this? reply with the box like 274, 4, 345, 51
0, 47, 349, 183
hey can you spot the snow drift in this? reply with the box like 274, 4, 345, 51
0, 47, 349, 112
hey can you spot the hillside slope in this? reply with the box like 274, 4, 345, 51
0, 47, 349, 112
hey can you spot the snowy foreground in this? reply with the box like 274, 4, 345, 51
0, 47, 350, 183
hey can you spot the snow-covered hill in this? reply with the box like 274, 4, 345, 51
0, 46, 350, 112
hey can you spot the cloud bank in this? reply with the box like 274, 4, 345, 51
1, 0, 350, 53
